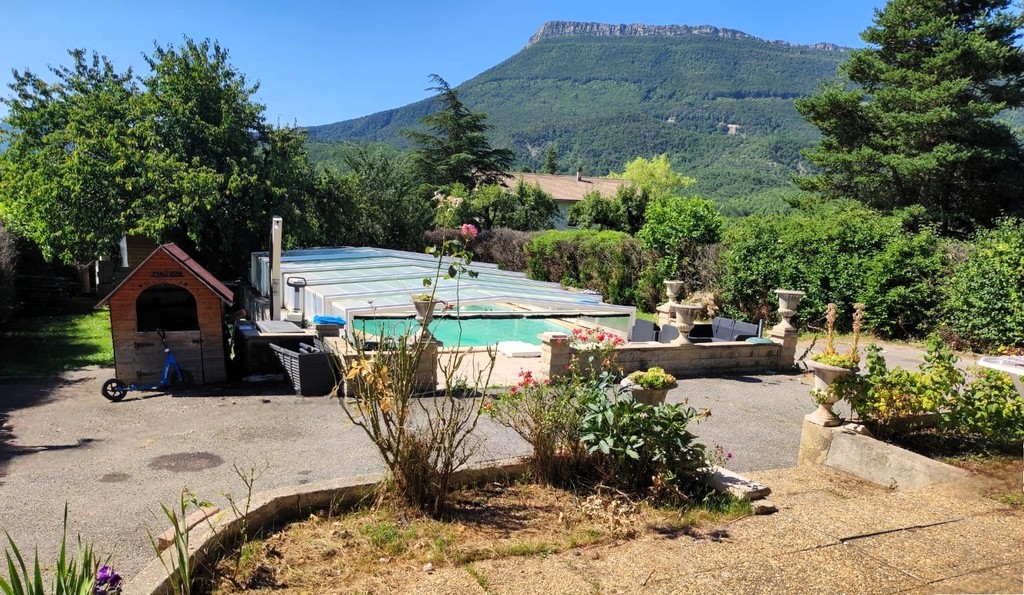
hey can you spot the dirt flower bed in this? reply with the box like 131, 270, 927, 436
207, 482, 750, 594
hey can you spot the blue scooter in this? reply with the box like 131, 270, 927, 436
101, 329, 193, 401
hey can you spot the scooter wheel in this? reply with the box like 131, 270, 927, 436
169, 369, 194, 388
102, 379, 128, 402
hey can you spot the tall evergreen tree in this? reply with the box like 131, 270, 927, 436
543, 144, 558, 174
404, 75, 514, 192
795, 0, 1024, 233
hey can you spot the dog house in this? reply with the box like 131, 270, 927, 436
97, 243, 233, 385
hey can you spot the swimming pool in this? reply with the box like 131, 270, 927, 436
353, 316, 571, 347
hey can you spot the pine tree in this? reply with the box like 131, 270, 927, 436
795, 0, 1024, 233
543, 144, 558, 174
404, 75, 514, 192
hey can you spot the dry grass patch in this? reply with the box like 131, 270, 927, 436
208, 482, 750, 594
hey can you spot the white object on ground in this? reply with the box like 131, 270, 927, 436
496, 341, 542, 358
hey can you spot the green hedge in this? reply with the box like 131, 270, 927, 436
942, 220, 1024, 350
718, 204, 944, 337
525, 230, 647, 306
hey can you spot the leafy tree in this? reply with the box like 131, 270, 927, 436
341, 146, 431, 251
637, 195, 722, 284
466, 180, 557, 231
0, 38, 330, 276
795, 0, 1024, 233
543, 144, 558, 174
0, 50, 144, 265
404, 75, 514, 192
568, 190, 626, 231
611, 154, 694, 199
616, 184, 652, 234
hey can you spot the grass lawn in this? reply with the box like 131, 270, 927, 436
0, 306, 113, 377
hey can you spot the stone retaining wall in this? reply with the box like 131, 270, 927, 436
540, 331, 794, 379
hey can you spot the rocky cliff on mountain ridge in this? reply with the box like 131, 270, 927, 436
526, 21, 846, 52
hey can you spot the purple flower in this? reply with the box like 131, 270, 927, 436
94, 566, 122, 595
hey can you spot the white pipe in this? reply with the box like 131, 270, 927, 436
270, 216, 283, 320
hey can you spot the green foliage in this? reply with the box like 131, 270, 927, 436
625, 367, 676, 390
403, 75, 514, 192
148, 489, 210, 595
847, 340, 1024, 443
637, 195, 722, 282
580, 396, 707, 500
486, 371, 588, 484
525, 230, 645, 306
718, 203, 943, 336
465, 180, 557, 231
306, 34, 847, 207
796, 0, 1024, 233
611, 154, 694, 199
1, 506, 104, 595
0, 39, 335, 276
0, 49, 143, 265
942, 219, 1024, 349
543, 144, 558, 174
567, 190, 626, 231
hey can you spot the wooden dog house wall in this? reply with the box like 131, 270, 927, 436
97, 243, 233, 385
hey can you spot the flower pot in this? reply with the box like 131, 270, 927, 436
411, 297, 436, 329
664, 280, 684, 304
629, 386, 669, 406
774, 289, 804, 331
805, 358, 856, 427
671, 303, 703, 338
622, 378, 677, 406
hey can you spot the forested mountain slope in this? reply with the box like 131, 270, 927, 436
306, 22, 849, 214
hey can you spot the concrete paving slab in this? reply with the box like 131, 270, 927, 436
847, 511, 1024, 583
672, 543, 922, 594
900, 563, 1023, 595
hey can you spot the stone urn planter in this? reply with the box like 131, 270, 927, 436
805, 358, 857, 427
664, 280, 684, 304
672, 303, 703, 339
774, 289, 805, 331
411, 295, 437, 329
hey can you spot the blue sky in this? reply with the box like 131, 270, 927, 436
1, 1, 885, 127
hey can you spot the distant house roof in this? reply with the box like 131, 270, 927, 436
96, 243, 233, 307
506, 172, 630, 202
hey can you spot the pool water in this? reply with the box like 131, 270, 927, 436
354, 316, 569, 347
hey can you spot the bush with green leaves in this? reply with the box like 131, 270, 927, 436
718, 203, 944, 338
942, 219, 1024, 350
637, 195, 722, 286
525, 229, 646, 306
580, 396, 708, 502
846, 339, 1024, 443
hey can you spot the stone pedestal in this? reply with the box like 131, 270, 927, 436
411, 336, 440, 393
540, 332, 571, 379
656, 302, 674, 327
770, 289, 804, 370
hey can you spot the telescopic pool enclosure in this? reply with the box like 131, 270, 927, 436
250, 246, 637, 344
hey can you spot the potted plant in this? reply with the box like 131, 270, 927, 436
410, 293, 437, 327
806, 303, 865, 426
622, 366, 677, 406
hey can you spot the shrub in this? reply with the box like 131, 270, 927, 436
847, 338, 1024, 443
942, 219, 1024, 349
525, 229, 646, 306
718, 203, 943, 337
580, 397, 709, 501
637, 195, 722, 288
485, 371, 588, 484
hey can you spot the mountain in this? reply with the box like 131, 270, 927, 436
306, 21, 850, 215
